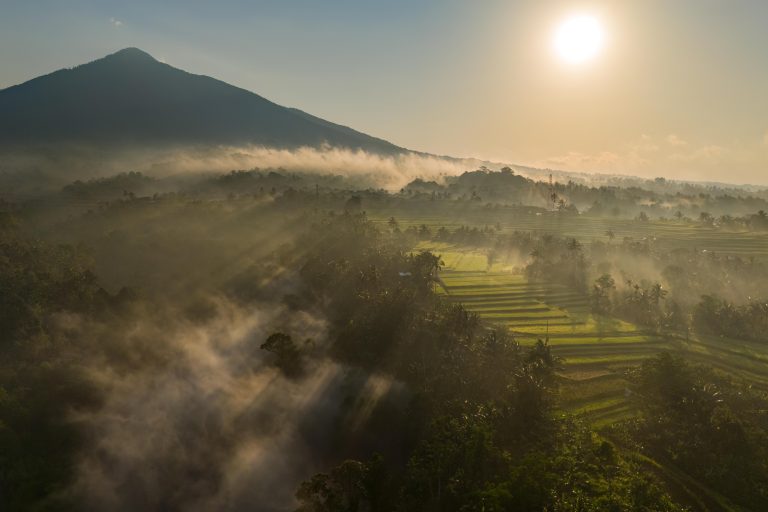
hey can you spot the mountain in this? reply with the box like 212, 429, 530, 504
0, 48, 403, 153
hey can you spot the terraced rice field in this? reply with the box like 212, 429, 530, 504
435, 268, 664, 425
437, 271, 659, 350
435, 261, 768, 429
412, 232, 768, 429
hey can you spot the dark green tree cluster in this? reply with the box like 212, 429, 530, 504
622, 353, 768, 509
261, 332, 305, 377
0, 215, 128, 510
526, 237, 588, 292
693, 295, 768, 342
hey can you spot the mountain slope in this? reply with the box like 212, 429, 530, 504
0, 48, 403, 153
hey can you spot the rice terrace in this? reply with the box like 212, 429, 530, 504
434, 250, 768, 424
393, 208, 768, 430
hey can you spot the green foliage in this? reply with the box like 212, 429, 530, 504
294, 216, 682, 512
0, 226, 100, 350
694, 294, 768, 342
6, 172, 768, 511
0, 363, 101, 511
62, 171, 156, 202
526, 237, 588, 292
297, 456, 393, 512
591, 273, 615, 314
626, 353, 768, 509
298, 418, 684, 512
261, 332, 304, 377
0, 221, 109, 510
617, 280, 669, 330
588, 272, 684, 333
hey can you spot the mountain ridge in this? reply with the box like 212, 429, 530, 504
0, 47, 404, 154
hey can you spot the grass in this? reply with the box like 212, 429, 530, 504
566, 396, 626, 414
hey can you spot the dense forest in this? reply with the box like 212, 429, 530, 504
2, 168, 768, 511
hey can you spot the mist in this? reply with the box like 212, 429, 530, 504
62, 297, 403, 511
0, 144, 472, 197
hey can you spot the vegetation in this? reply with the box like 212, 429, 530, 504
2, 167, 768, 510
620, 353, 768, 509
694, 295, 768, 343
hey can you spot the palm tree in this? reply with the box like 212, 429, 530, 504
649, 283, 664, 302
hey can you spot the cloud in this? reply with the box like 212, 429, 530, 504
669, 144, 727, 164
0, 144, 479, 196
536, 130, 760, 179
138, 145, 470, 190
625, 134, 659, 166
109, 17, 123, 27
626, 134, 659, 155
666, 134, 688, 146
540, 151, 622, 170
540, 134, 661, 173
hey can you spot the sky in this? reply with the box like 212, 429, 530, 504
1, 0, 767, 184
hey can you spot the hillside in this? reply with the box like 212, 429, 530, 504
0, 48, 403, 153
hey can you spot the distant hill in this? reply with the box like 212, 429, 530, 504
0, 48, 403, 153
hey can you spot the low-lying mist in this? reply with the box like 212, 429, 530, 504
0, 193, 414, 511
0, 144, 471, 196
65, 297, 403, 512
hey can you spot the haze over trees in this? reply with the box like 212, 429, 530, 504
2, 48, 768, 512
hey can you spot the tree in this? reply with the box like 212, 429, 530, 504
344, 195, 362, 212
591, 274, 616, 314
629, 353, 768, 509
750, 210, 768, 230
410, 251, 443, 292
648, 283, 667, 305
261, 332, 303, 376
486, 248, 498, 270
296, 460, 373, 512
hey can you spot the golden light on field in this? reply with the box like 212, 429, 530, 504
553, 15, 604, 64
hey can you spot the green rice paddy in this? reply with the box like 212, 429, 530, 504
430, 247, 768, 428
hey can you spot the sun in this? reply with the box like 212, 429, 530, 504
553, 15, 604, 65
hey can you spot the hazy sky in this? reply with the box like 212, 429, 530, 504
2, 0, 767, 184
